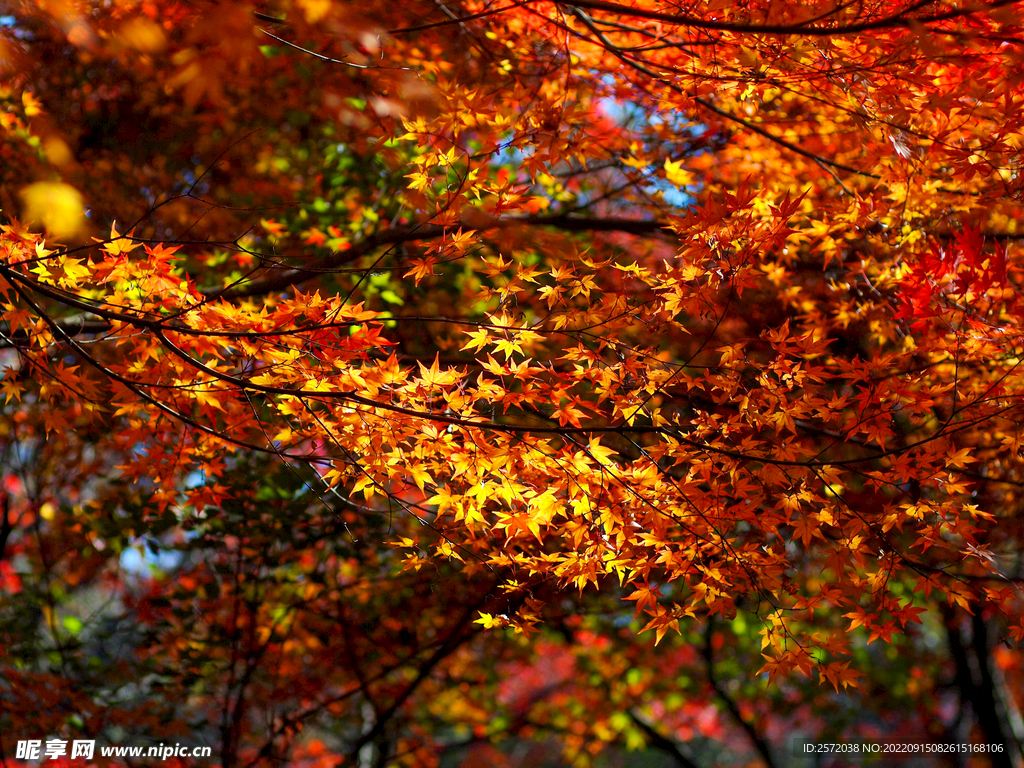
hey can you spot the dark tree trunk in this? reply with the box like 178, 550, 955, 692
943, 604, 1024, 768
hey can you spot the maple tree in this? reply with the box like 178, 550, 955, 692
4, 0, 1024, 765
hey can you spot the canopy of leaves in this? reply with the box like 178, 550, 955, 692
2, 0, 1024, 766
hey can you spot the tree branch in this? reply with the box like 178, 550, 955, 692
628, 710, 702, 768
563, 0, 1016, 36
703, 619, 776, 768
210, 214, 666, 299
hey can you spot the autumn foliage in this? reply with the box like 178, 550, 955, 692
3, 0, 1024, 765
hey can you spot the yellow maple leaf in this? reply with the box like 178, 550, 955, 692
417, 355, 461, 388
474, 612, 507, 629
663, 158, 695, 188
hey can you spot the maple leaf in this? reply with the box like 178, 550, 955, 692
426, 485, 456, 515
625, 584, 662, 618
1008, 620, 1024, 645
461, 328, 490, 353
404, 257, 438, 285
191, 386, 227, 412
1, 373, 22, 404
663, 157, 695, 188
587, 437, 617, 467
492, 336, 524, 360
555, 400, 586, 428
843, 607, 870, 632
99, 223, 142, 257
791, 515, 824, 548
474, 613, 508, 630
416, 355, 462, 389
820, 661, 864, 693
945, 447, 978, 469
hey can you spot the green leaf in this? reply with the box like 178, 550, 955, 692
63, 616, 83, 635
